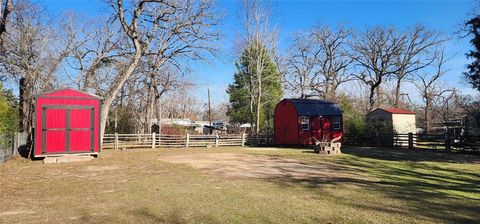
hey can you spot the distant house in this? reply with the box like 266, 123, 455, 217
152, 119, 228, 135
151, 118, 202, 135
366, 108, 416, 134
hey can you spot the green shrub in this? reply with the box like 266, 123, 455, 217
0, 84, 18, 153
337, 94, 365, 136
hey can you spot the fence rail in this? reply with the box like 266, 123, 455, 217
102, 133, 247, 150
343, 133, 480, 152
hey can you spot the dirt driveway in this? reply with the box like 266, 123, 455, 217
158, 152, 374, 184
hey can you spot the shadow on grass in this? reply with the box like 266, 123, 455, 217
130, 207, 220, 224
341, 147, 480, 163
263, 147, 480, 223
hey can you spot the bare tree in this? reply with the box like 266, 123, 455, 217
392, 25, 442, 107
140, 62, 180, 134
63, 14, 123, 92
311, 24, 353, 100
0, 1, 72, 155
285, 31, 319, 99
285, 24, 353, 100
98, 0, 220, 141
433, 89, 461, 126
414, 48, 451, 133
350, 27, 405, 110
240, 0, 280, 136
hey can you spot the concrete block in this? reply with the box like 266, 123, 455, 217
56, 157, 69, 163
331, 143, 342, 148
68, 156, 94, 162
43, 155, 94, 164
43, 157, 57, 164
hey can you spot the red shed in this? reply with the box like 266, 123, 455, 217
33, 88, 101, 157
274, 98, 343, 145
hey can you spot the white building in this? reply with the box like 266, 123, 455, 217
366, 108, 416, 134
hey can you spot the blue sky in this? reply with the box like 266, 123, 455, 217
44, 0, 477, 104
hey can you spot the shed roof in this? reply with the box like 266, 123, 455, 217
372, 108, 416, 115
286, 98, 342, 116
35, 87, 101, 99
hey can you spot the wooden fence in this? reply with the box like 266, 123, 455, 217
101, 132, 480, 152
343, 133, 480, 152
102, 133, 247, 150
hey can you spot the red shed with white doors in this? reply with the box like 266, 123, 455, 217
274, 98, 343, 145
34, 88, 101, 157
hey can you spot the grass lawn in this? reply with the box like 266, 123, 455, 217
0, 147, 479, 223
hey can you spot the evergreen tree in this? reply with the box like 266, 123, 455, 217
465, 16, 480, 91
227, 42, 283, 133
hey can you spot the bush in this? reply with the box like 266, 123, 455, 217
337, 94, 365, 136
0, 84, 18, 156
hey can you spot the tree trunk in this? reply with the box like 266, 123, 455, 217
256, 77, 262, 136
0, 0, 12, 48
394, 78, 402, 108
82, 58, 101, 91
20, 77, 35, 158
248, 73, 255, 136
155, 95, 162, 134
99, 50, 143, 144
147, 92, 154, 134
425, 100, 431, 133
144, 78, 155, 134
368, 86, 376, 111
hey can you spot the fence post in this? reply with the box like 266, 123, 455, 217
152, 132, 156, 149
114, 132, 119, 150
158, 133, 161, 146
408, 132, 413, 150
241, 133, 246, 146
215, 133, 219, 147
445, 132, 451, 152
185, 133, 190, 147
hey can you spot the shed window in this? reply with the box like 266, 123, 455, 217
332, 117, 341, 130
300, 117, 310, 131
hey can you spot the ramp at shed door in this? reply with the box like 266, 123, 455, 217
42, 106, 95, 154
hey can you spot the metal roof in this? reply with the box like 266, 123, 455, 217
286, 98, 342, 116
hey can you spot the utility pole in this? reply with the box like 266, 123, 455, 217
208, 87, 211, 126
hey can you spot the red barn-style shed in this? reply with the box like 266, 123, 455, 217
274, 99, 343, 145
34, 88, 101, 157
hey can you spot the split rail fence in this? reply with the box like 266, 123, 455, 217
102, 133, 247, 150
343, 132, 480, 152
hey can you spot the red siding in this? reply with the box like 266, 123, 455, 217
274, 99, 343, 145
274, 100, 299, 144
34, 88, 100, 157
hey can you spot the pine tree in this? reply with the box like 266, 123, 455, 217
465, 16, 480, 91
227, 42, 283, 133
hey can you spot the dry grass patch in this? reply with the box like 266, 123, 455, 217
0, 147, 478, 224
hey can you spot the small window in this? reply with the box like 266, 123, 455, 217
332, 117, 341, 130
300, 117, 310, 131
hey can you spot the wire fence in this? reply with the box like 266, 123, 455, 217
0, 132, 27, 163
